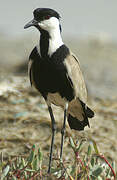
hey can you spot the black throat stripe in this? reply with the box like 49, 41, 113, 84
40, 30, 49, 57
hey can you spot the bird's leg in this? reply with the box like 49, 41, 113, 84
60, 103, 68, 160
47, 106, 56, 174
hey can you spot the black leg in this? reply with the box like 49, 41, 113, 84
47, 106, 56, 174
60, 103, 68, 160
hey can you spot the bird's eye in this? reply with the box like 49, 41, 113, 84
45, 15, 51, 20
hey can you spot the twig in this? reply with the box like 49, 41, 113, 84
75, 151, 84, 168
30, 172, 40, 179
97, 154, 116, 179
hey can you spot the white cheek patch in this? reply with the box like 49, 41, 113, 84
39, 17, 59, 31
38, 20, 48, 31
38, 22, 47, 30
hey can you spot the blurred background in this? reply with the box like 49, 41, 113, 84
0, 0, 117, 166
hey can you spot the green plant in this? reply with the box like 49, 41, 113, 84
0, 137, 116, 179
0, 145, 43, 179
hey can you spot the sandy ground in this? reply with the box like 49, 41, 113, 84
0, 34, 117, 166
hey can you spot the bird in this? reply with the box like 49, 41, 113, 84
24, 8, 94, 173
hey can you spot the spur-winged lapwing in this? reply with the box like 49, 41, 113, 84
24, 8, 94, 173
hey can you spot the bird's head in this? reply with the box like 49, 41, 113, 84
24, 8, 61, 33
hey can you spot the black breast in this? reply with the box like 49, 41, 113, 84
29, 45, 74, 101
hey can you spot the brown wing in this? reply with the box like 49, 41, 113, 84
64, 52, 87, 103
28, 46, 40, 88
28, 58, 33, 86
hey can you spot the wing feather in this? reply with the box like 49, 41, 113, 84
28, 59, 33, 86
64, 52, 87, 102
28, 46, 40, 88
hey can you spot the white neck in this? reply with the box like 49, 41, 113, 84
38, 17, 64, 56
48, 27, 64, 56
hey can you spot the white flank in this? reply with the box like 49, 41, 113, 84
36, 45, 41, 56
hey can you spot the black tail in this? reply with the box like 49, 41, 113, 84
67, 101, 94, 131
